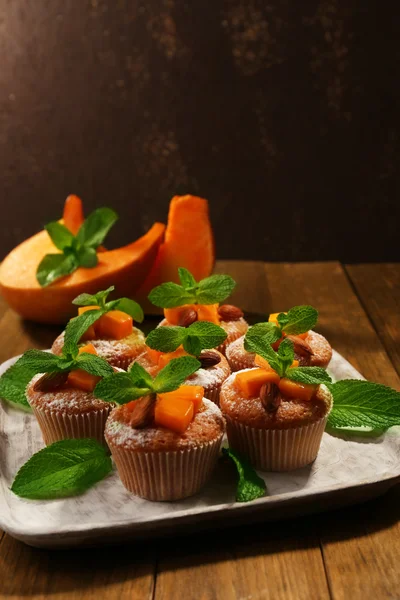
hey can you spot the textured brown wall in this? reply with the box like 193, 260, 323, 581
0, 0, 399, 262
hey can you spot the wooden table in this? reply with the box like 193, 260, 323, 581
0, 261, 399, 600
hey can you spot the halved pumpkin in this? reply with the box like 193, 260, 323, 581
0, 197, 165, 324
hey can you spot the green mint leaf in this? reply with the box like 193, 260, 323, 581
76, 354, 114, 377
63, 310, 104, 357
287, 367, 332, 385
244, 327, 282, 374
93, 286, 115, 307
13, 349, 64, 374
277, 338, 295, 375
108, 297, 144, 323
183, 321, 227, 356
77, 246, 98, 268
11, 438, 112, 499
178, 267, 197, 290
244, 323, 282, 350
36, 253, 78, 287
277, 312, 289, 329
128, 362, 154, 389
327, 380, 400, 432
281, 305, 318, 335
72, 293, 99, 307
195, 274, 236, 304
0, 356, 36, 411
153, 356, 201, 393
146, 326, 186, 353
148, 282, 196, 308
95, 372, 151, 404
45, 222, 75, 251
222, 448, 267, 502
76, 207, 118, 249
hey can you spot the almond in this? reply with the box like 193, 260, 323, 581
260, 382, 282, 412
33, 372, 69, 393
218, 304, 244, 322
178, 308, 198, 328
199, 350, 221, 369
127, 394, 156, 428
286, 335, 314, 358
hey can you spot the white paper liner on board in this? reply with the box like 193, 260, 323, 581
32, 407, 111, 447
108, 435, 223, 501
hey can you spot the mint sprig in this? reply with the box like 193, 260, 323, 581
36, 207, 118, 287
95, 356, 201, 404
146, 321, 227, 357
276, 305, 318, 335
148, 267, 236, 308
222, 448, 267, 502
327, 380, 400, 433
11, 438, 112, 499
244, 328, 331, 384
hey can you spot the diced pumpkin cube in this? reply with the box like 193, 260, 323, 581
81, 325, 97, 341
254, 354, 274, 371
268, 312, 282, 326
146, 346, 163, 365
235, 369, 280, 398
158, 385, 204, 414
68, 369, 101, 392
296, 332, 309, 340
155, 395, 194, 433
164, 305, 195, 325
291, 360, 299, 368
197, 303, 220, 324
78, 343, 98, 355
96, 310, 133, 340
78, 305, 100, 315
158, 347, 189, 369
279, 378, 317, 402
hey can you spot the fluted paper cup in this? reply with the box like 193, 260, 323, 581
225, 414, 329, 471
32, 407, 111, 447
108, 435, 223, 501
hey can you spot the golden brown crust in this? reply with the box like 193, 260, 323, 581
219, 369, 332, 430
105, 398, 226, 452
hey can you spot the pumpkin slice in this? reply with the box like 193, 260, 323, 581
278, 378, 317, 402
0, 195, 166, 323
158, 385, 204, 414
96, 310, 133, 340
197, 303, 220, 324
158, 347, 189, 369
235, 369, 280, 398
155, 395, 194, 433
136, 195, 215, 314
63, 195, 84, 235
68, 343, 101, 391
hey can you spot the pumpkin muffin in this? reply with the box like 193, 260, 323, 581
105, 396, 225, 501
220, 368, 333, 471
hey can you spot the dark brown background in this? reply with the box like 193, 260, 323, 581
0, 0, 399, 262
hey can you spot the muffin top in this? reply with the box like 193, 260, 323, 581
27, 373, 111, 415
52, 329, 145, 360
220, 369, 332, 430
105, 398, 226, 452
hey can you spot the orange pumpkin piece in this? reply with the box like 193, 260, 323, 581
135, 195, 215, 314
278, 378, 317, 402
268, 312, 281, 326
146, 346, 163, 365
67, 343, 101, 391
164, 305, 195, 325
78, 343, 98, 355
63, 194, 85, 235
155, 395, 194, 433
96, 310, 133, 340
158, 385, 204, 414
235, 369, 280, 398
296, 332, 309, 339
0, 196, 166, 324
158, 347, 189, 369
196, 303, 220, 324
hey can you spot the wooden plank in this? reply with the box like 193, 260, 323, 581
345, 263, 400, 375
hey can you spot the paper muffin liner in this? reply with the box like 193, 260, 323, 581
202, 382, 223, 405
107, 435, 223, 501
32, 406, 111, 447
225, 414, 329, 471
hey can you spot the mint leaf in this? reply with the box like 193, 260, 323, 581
178, 267, 197, 290
222, 448, 267, 502
45, 222, 74, 251
72, 293, 99, 307
76, 246, 98, 268
128, 362, 154, 389
244, 329, 281, 374
94, 286, 115, 307
76, 354, 114, 377
146, 326, 186, 353
0, 357, 35, 411
244, 323, 282, 350
287, 367, 332, 385
109, 298, 144, 323
281, 305, 318, 335
182, 321, 227, 356
36, 253, 78, 287
63, 310, 104, 357
277, 338, 294, 373
15, 349, 64, 373
327, 380, 400, 432
95, 372, 151, 404
153, 356, 201, 393
11, 438, 112, 499
76, 207, 118, 248
196, 274, 236, 304
148, 282, 196, 308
